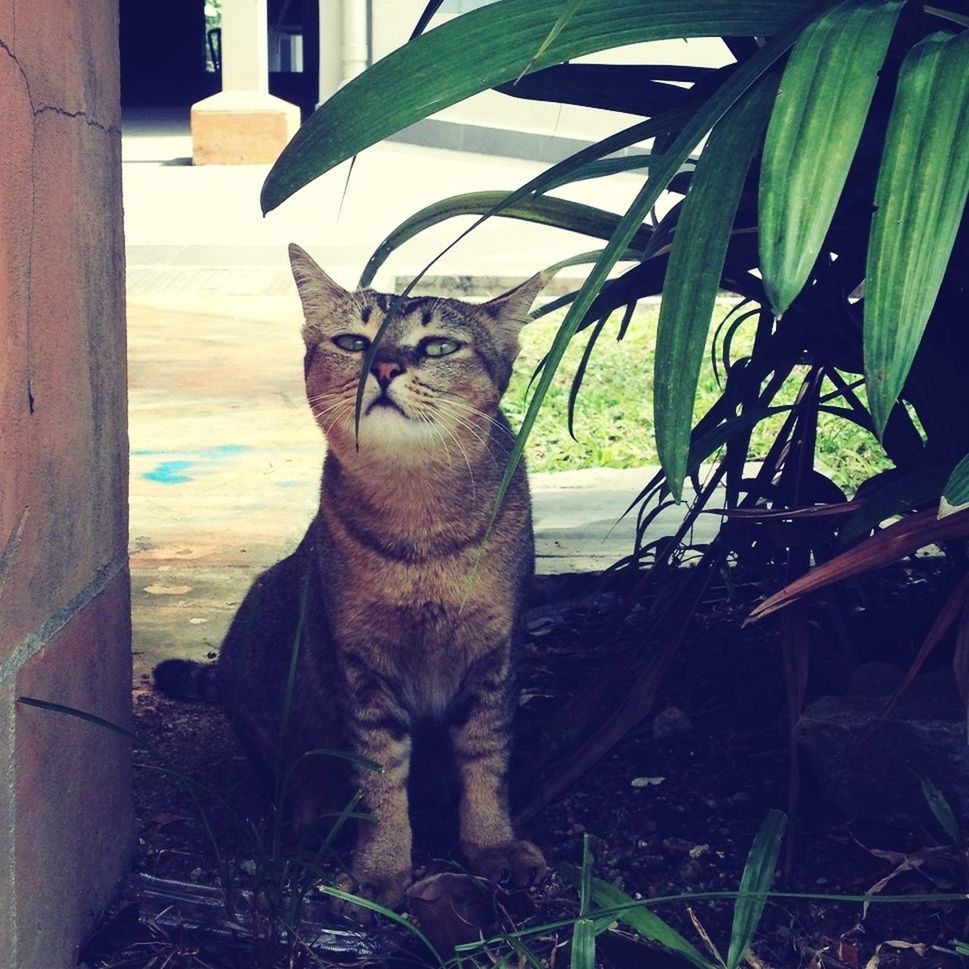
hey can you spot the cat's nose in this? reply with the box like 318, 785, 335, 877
371, 360, 404, 387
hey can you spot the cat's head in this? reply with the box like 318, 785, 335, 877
289, 244, 545, 458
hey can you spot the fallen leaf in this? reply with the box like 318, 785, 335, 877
406, 872, 493, 955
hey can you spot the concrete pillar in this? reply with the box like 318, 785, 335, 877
0, 1, 133, 965
223, 0, 270, 92
191, 0, 301, 165
342, 0, 370, 83
319, 0, 345, 103
318, 0, 372, 104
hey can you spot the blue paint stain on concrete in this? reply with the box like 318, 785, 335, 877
139, 444, 251, 484
143, 460, 195, 484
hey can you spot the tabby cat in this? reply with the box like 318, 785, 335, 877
155, 244, 547, 913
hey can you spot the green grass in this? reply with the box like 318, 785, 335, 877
506, 302, 893, 495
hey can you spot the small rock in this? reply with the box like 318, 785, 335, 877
798, 667, 969, 827
240, 859, 257, 876
630, 776, 665, 788
652, 705, 693, 741
676, 858, 701, 883
662, 837, 693, 858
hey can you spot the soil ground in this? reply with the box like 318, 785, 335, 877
80, 560, 969, 969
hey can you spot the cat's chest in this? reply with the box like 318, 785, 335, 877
339, 597, 510, 719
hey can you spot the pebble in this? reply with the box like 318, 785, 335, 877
651, 705, 693, 741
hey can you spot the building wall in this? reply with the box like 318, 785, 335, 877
0, 2, 133, 966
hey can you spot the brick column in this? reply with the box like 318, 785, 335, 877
0, 2, 133, 965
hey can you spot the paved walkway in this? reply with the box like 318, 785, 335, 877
123, 113, 715, 675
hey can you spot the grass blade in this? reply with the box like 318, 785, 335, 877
759, 0, 905, 316
578, 870, 719, 969
16, 695, 139, 744
920, 775, 961, 841
654, 69, 778, 500
261, 0, 817, 212
313, 884, 445, 967
578, 833, 593, 914
865, 30, 969, 437
570, 918, 596, 969
726, 809, 787, 969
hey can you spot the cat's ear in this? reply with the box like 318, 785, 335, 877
289, 244, 352, 343
480, 271, 548, 329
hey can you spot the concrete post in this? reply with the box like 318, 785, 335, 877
191, 0, 301, 165
341, 0, 370, 83
222, 0, 270, 93
319, 0, 345, 103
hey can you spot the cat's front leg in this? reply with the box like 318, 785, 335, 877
337, 651, 414, 916
450, 644, 547, 888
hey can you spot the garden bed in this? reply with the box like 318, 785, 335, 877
82, 559, 968, 968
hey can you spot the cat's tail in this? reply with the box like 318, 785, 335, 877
153, 658, 220, 704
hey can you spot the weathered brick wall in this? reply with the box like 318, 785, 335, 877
0, 2, 132, 966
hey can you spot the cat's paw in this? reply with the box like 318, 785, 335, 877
330, 869, 411, 923
468, 840, 548, 888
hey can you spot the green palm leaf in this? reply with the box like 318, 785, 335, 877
490, 3, 827, 516
941, 451, 969, 517
261, 0, 817, 212
655, 70, 778, 500
359, 192, 650, 287
759, 0, 905, 317
865, 30, 969, 437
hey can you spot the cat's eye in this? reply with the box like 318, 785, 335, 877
421, 337, 461, 358
332, 334, 370, 353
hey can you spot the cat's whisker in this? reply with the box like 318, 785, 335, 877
432, 403, 507, 467
312, 399, 356, 424
431, 413, 477, 500
429, 396, 518, 444
318, 399, 356, 434
307, 378, 358, 405
410, 406, 454, 469
436, 406, 493, 451
438, 412, 502, 477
